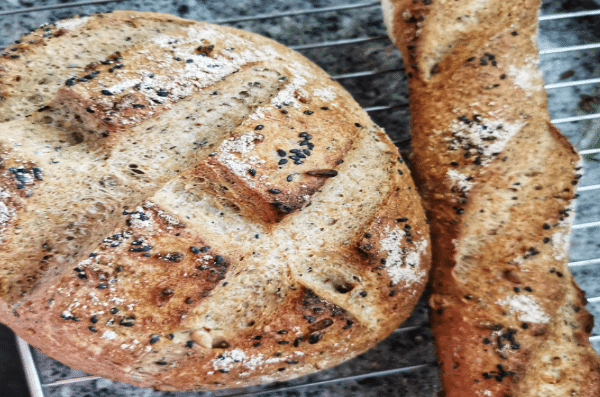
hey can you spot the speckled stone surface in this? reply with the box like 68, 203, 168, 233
0, 0, 599, 396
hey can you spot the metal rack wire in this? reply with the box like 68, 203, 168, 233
2, 1, 600, 396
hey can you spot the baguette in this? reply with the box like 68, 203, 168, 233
382, 0, 600, 396
0, 11, 431, 390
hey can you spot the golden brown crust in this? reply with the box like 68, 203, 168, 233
382, 0, 600, 396
0, 11, 431, 391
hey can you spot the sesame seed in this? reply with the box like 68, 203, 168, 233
120, 319, 135, 327
278, 340, 290, 345
543, 223, 551, 230
249, 169, 257, 176
65, 78, 76, 86
88, 326, 97, 333
321, 106, 329, 110
200, 246, 211, 252
111, 307, 119, 314
543, 237, 550, 243
96, 284, 108, 289
90, 316, 98, 324
302, 149, 311, 156
277, 330, 288, 334
215, 255, 224, 264
156, 89, 169, 97
304, 110, 314, 115
277, 149, 286, 157
304, 315, 316, 323
524, 286, 532, 292
364, 232, 372, 238
101, 89, 113, 96
156, 361, 168, 366
150, 335, 160, 344
186, 340, 194, 348
278, 159, 288, 165
286, 175, 293, 182
190, 246, 200, 254
255, 125, 264, 130
253, 342, 261, 347
269, 189, 282, 194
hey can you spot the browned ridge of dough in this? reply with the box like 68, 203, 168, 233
0, 11, 431, 391
382, 0, 600, 396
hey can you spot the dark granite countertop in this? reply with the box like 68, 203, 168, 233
1, 0, 599, 396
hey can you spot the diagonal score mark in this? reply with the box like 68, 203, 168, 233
150, 128, 428, 331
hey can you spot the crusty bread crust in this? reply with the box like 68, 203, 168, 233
382, 0, 600, 396
0, 11, 431, 390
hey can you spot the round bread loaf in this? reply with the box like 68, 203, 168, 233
0, 11, 430, 391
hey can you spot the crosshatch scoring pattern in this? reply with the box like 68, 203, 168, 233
1, 1, 600, 396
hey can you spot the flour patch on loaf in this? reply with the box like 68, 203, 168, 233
446, 169, 475, 193
550, 202, 575, 261
107, 79, 142, 95
54, 16, 90, 30
380, 226, 427, 285
211, 348, 302, 375
313, 87, 337, 102
130, 207, 154, 229
507, 57, 543, 94
497, 295, 550, 324
217, 132, 265, 179
0, 200, 13, 243
101, 330, 118, 340
271, 76, 307, 109
212, 348, 246, 371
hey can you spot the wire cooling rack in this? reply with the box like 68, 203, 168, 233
2, 1, 600, 396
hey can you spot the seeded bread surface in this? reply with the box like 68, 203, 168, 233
382, 0, 600, 396
0, 11, 431, 391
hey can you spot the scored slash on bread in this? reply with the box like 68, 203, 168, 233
0, 11, 431, 390
382, 0, 600, 396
